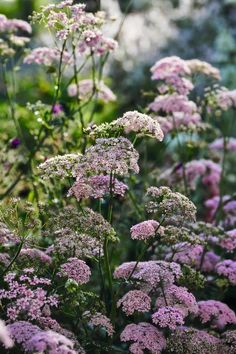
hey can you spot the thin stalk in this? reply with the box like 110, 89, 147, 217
1, 240, 24, 276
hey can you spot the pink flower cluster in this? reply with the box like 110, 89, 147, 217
209, 137, 236, 152
114, 261, 182, 288
0, 269, 58, 321
216, 260, 236, 285
130, 220, 161, 240
24, 47, 71, 66
67, 80, 116, 103
152, 306, 185, 329
68, 175, 128, 201
0, 14, 32, 34
197, 300, 236, 329
120, 322, 166, 354
84, 311, 114, 337
58, 258, 91, 285
117, 290, 151, 316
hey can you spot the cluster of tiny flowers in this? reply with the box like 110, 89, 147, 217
0, 269, 58, 321
0, 320, 14, 349
68, 174, 128, 201
32, 2, 117, 55
117, 290, 151, 316
26, 330, 77, 354
221, 330, 236, 354
156, 285, 198, 316
68, 80, 116, 103
24, 47, 70, 66
150, 56, 193, 95
149, 94, 197, 114
114, 260, 182, 288
197, 300, 236, 329
19, 248, 52, 264
84, 311, 114, 337
205, 86, 236, 112
209, 137, 236, 152
0, 14, 31, 58
120, 322, 166, 354
171, 244, 220, 272
220, 229, 236, 251
38, 153, 81, 179
180, 159, 221, 196
216, 260, 236, 285
152, 306, 185, 329
166, 327, 221, 354
78, 137, 139, 176
205, 195, 236, 226
114, 111, 164, 141
53, 228, 103, 258
145, 186, 197, 224
0, 222, 19, 246
130, 220, 161, 240
186, 59, 221, 80
58, 258, 91, 285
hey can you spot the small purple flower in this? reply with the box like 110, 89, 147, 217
10, 137, 21, 148
52, 103, 63, 115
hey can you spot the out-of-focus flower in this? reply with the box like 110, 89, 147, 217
197, 300, 236, 329
24, 47, 70, 66
186, 59, 221, 80
209, 137, 236, 152
216, 260, 236, 285
0, 320, 14, 349
67, 80, 116, 102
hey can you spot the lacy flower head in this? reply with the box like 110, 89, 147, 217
68, 80, 116, 103
78, 137, 139, 176
152, 306, 185, 330
145, 186, 197, 224
114, 111, 164, 141
68, 174, 128, 201
155, 285, 198, 316
0, 268, 58, 322
58, 258, 91, 285
32, 2, 117, 56
130, 220, 163, 241
114, 260, 182, 289
197, 300, 236, 330
120, 322, 166, 354
38, 153, 81, 179
166, 327, 221, 354
47, 206, 117, 243
117, 290, 151, 316
84, 311, 114, 337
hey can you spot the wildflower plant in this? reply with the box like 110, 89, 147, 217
0, 2, 236, 353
